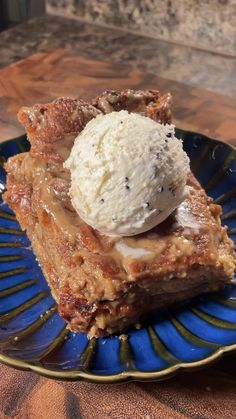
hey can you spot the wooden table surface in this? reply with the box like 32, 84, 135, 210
0, 49, 236, 419
1, 49, 236, 145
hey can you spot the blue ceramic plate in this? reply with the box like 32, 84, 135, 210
0, 130, 235, 383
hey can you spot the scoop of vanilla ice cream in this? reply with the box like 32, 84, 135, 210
64, 110, 190, 236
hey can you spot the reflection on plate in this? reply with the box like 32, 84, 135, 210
0, 129, 235, 383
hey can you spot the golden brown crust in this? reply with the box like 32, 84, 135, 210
18, 90, 172, 163
92, 89, 172, 124
18, 98, 101, 163
4, 89, 235, 337
18, 98, 100, 145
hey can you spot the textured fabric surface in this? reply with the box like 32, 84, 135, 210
1, 357, 236, 419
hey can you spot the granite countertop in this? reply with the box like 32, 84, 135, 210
0, 14, 236, 97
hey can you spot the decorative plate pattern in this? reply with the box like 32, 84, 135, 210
0, 130, 235, 383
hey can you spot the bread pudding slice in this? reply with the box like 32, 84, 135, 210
4, 89, 235, 337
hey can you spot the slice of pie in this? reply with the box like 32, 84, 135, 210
3, 89, 235, 337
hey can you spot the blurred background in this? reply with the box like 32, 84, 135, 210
0, 0, 235, 96
0, 0, 45, 30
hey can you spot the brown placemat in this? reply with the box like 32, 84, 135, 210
1, 362, 236, 419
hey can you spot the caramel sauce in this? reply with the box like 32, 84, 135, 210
25, 154, 82, 240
